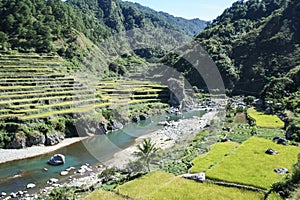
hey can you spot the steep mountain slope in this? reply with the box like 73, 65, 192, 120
0, 0, 206, 75
122, 1, 206, 37
162, 0, 300, 96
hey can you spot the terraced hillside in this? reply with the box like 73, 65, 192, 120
0, 54, 170, 148
0, 54, 169, 122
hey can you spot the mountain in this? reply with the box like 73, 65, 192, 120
122, 1, 206, 37
162, 0, 300, 97
0, 0, 207, 149
0, 0, 206, 75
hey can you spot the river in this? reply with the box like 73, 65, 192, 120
0, 110, 205, 195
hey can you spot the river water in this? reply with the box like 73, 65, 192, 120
0, 110, 204, 195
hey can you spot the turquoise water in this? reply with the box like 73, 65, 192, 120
0, 110, 204, 194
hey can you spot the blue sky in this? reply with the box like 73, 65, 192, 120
123, 0, 237, 21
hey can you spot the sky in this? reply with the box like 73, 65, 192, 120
123, 0, 237, 21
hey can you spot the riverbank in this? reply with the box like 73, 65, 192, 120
0, 110, 219, 199
0, 137, 88, 164
63, 110, 219, 193
64, 110, 219, 192
105, 110, 218, 169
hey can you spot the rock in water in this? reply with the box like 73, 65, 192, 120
60, 171, 69, 176
48, 178, 59, 184
139, 114, 147, 121
10, 192, 17, 198
47, 154, 65, 166
132, 115, 139, 123
26, 183, 36, 189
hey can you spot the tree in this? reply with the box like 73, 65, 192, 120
136, 138, 158, 172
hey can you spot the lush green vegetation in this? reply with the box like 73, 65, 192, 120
190, 142, 239, 173
85, 189, 126, 200
135, 138, 158, 172
205, 137, 300, 189
248, 108, 284, 128
0, 54, 170, 148
115, 171, 265, 200
271, 154, 300, 198
0, 0, 206, 72
162, 0, 300, 97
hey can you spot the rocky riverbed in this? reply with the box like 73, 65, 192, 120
106, 110, 218, 169
0, 110, 219, 200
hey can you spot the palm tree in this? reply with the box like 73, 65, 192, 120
136, 138, 158, 172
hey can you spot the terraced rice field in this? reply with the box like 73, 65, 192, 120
0, 54, 169, 120
192, 137, 300, 189
113, 171, 265, 200
248, 108, 285, 128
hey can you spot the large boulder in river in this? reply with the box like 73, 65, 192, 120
47, 154, 65, 166
132, 115, 139, 123
109, 120, 123, 130
26, 183, 36, 189
139, 114, 147, 121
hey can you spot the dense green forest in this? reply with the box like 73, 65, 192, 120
0, 0, 206, 72
159, 0, 300, 150
162, 0, 300, 95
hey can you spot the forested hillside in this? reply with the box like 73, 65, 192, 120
0, 0, 206, 73
162, 0, 300, 97
122, 1, 206, 37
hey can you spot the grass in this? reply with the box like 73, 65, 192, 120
2, 89, 92, 100
115, 171, 265, 200
85, 190, 126, 200
226, 123, 286, 143
0, 54, 168, 120
0, 94, 96, 105
190, 142, 239, 173
205, 137, 300, 189
248, 108, 284, 128
21, 102, 112, 120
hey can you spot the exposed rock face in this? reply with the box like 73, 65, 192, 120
6, 132, 26, 149
44, 131, 64, 146
168, 78, 185, 109
26, 131, 45, 147
109, 120, 123, 130
98, 122, 108, 134
75, 119, 97, 136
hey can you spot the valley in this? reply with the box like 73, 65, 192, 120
0, 0, 300, 199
